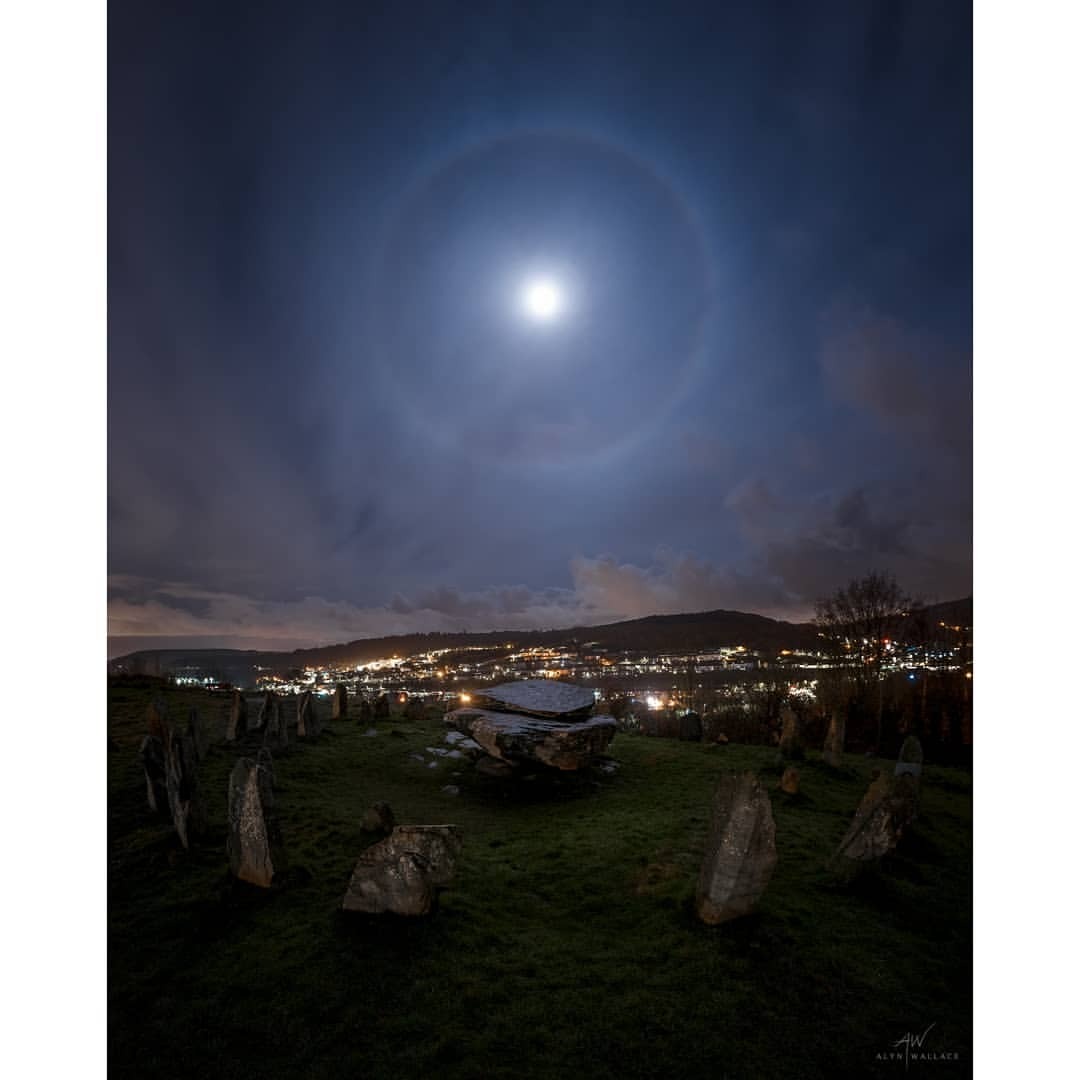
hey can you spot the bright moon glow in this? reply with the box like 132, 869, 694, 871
521, 278, 563, 320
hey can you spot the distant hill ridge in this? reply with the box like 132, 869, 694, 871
108, 597, 971, 682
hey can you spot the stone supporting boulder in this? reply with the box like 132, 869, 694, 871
139, 734, 167, 814
777, 707, 804, 761
695, 772, 778, 925
227, 756, 286, 888
831, 771, 919, 876
362, 801, 396, 835
445, 707, 616, 771
822, 712, 846, 768
778, 766, 800, 795
331, 683, 348, 721
226, 690, 248, 742
895, 735, 924, 779
164, 722, 205, 849
297, 690, 320, 738
342, 825, 463, 916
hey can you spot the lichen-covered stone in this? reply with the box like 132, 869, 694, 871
695, 772, 778, 925
472, 679, 596, 718
227, 756, 286, 888
297, 690, 320, 738
777, 708, 804, 761
831, 772, 920, 876
342, 825, 463, 916
331, 683, 348, 721
823, 712, 846, 767
164, 722, 205, 849
445, 707, 616, 771
226, 690, 248, 742
139, 734, 167, 813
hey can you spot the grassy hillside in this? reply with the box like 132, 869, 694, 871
109, 683, 972, 1079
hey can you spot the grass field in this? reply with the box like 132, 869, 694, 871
108, 683, 972, 1079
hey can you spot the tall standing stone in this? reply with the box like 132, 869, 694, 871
163, 722, 205, 849
262, 692, 288, 750
895, 735, 924, 779
357, 698, 374, 725
257, 746, 275, 788
822, 712, 846, 768
695, 772, 778, 925
139, 734, 167, 813
226, 690, 248, 742
297, 690, 320, 738
374, 694, 391, 720
777, 707, 805, 761
227, 756, 286, 888
331, 683, 348, 721
831, 771, 919, 877
146, 699, 169, 742
187, 707, 208, 761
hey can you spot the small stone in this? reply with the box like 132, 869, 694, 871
363, 727, 379, 737
778, 766, 800, 795
441, 785, 460, 796
361, 801, 395, 835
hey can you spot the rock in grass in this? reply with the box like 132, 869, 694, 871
822, 712, 846, 767
831, 772, 919, 877
164, 721, 205, 849
362, 801, 395, 835
342, 825, 463, 916
777, 707, 804, 761
139, 734, 167, 814
331, 683, 348, 721
778, 766, 800, 795
227, 756, 286, 888
262, 692, 288, 750
895, 735, 924, 779
695, 772, 778, 925
226, 690, 248, 742
297, 690, 320, 738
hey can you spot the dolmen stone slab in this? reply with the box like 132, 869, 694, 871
823, 712, 846, 768
226, 690, 248, 742
331, 683, 348, 720
164, 721, 205, 849
342, 825, 463, 916
445, 707, 617, 771
227, 755, 286, 888
894, 735, 924, 779
261, 691, 288, 750
831, 770, 920, 877
297, 690, 320, 738
139, 734, 167, 814
695, 772, 778, 925
473, 679, 595, 718
777, 707, 805, 761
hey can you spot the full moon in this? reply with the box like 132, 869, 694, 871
521, 278, 563, 321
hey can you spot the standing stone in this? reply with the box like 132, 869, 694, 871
823, 712, 846, 768
342, 825, 463, 916
187, 707, 208, 761
139, 734, 167, 813
331, 683, 348, 721
778, 766, 800, 795
695, 772, 778, 925
361, 801, 396, 835
777, 707, 805, 761
374, 694, 392, 720
257, 746, 275, 788
262, 692, 288, 750
831, 771, 920, 876
895, 735, 924, 779
227, 756, 286, 888
146, 699, 169, 742
297, 690, 320, 738
163, 722, 205, 849
226, 690, 248, 742
357, 698, 374, 725
679, 711, 703, 742
404, 696, 427, 722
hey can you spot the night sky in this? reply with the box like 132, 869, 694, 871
108, 0, 972, 653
